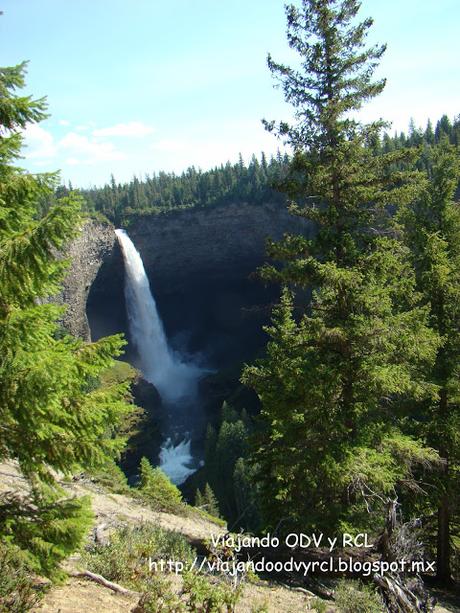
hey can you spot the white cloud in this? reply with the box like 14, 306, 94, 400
59, 132, 125, 164
92, 121, 155, 138
22, 125, 126, 167
58, 119, 70, 126
23, 124, 57, 159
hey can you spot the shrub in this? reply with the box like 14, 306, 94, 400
83, 524, 241, 612
133, 575, 185, 612
310, 597, 327, 613
82, 523, 194, 587
133, 572, 241, 613
0, 541, 45, 612
89, 459, 129, 494
182, 572, 241, 612
334, 580, 384, 613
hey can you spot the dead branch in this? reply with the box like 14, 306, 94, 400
69, 569, 138, 596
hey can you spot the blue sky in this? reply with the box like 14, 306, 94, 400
1, 0, 459, 187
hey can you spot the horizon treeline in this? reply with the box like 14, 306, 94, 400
57, 113, 460, 225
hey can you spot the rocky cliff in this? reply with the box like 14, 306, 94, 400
56, 218, 116, 340
87, 201, 313, 365
58, 203, 312, 361
126, 201, 312, 291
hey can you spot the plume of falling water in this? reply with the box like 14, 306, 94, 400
116, 229, 202, 483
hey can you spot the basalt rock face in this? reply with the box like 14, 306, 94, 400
87, 202, 313, 367
126, 202, 312, 293
56, 219, 116, 341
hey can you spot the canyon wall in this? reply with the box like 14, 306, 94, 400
87, 201, 313, 365
59, 203, 312, 364
56, 218, 116, 340
126, 201, 312, 291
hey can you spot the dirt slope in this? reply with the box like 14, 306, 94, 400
1, 462, 457, 613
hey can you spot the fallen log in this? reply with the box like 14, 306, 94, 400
69, 569, 139, 596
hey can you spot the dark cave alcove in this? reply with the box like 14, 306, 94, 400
86, 239, 279, 371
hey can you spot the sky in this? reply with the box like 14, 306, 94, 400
1, 0, 459, 188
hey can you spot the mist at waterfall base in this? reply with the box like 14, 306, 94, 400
115, 229, 207, 485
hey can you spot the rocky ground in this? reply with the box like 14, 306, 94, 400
0, 462, 458, 613
0, 463, 318, 612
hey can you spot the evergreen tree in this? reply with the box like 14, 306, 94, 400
400, 141, 460, 582
138, 457, 182, 511
424, 119, 435, 146
233, 457, 260, 531
243, 0, 440, 533
0, 62, 135, 576
262, 0, 420, 267
202, 483, 220, 518
194, 488, 204, 508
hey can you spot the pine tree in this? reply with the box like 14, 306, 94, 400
243, 1, 440, 532
233, 457, 260, 531
0, 62, 135, 576
138, 457, 182, 511
400, 140, 460, 582
262, 0, 420, 269
202, 483, 220, 518
194, 488, 204, 508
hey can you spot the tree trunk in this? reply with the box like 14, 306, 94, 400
436, 492, 451, 583
436, 388, 452, 584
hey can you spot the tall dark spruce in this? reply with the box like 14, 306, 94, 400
0, 63, 134, 577
242, 0, 440, 535
401, 141, 460, 582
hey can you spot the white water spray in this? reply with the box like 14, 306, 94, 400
115, 229, 202, 483
159, 438, 196, 484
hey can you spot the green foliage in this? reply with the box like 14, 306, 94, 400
195, 483, 221, 518
334, 580, 383, 613
100, 359, 137, 386
131, 574, 186, 612
0, 492, 93, 579
78, 153, 288, 224
400, 140, 460, 579
139, 457, 183, 512
182, 571, 241, 612
69, 112, 460, 224
195, 487, 204, 508
82, 523, 194, 586
204, 412, 252, 523
0, 61, 136, 576
220, 400, 239, 424
0, 540, 45, 612
200, 403, 261, 530
88, 458, 130, 494
233, 457, 261, 530
262, 0, 422, 267
242, 0, 441, 534
310, 598, 328, 613
60, 111, 460, 226
123, 572, 241, 613
83, 524, 241, 612
243, 253, 439, 530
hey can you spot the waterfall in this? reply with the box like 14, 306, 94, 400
116, 229, 202, 484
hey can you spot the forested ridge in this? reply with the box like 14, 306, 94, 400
68, 114, 460, 225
